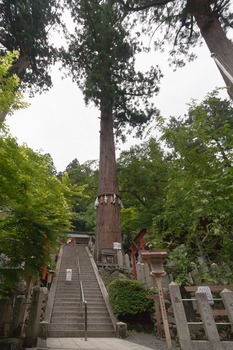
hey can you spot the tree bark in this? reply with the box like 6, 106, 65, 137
95, 99, 122, 260
193, 0, 233, 100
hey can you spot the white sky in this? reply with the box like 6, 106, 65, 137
6, 33, 230, 172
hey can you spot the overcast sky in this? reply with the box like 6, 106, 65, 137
6, 31, 230, 172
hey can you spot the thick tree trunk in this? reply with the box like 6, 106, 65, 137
95, 100, 122, 260
193, 0, 233, 100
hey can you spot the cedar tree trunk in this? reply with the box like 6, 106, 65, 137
95, 100, 122, 260
193, 0, 233, 100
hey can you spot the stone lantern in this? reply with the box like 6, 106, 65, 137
141, 250, 172, 349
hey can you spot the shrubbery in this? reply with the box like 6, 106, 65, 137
108, 279, 153, 316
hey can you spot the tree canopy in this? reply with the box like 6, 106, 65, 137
0, 51, 28, 121
117, 138, 169, 248
117, 0, 233, 99
59, 158, 98, 232
151, 91, 233, 282
0, 129, 72, 294
0, 0, 61, 95
62, 0, 161, 139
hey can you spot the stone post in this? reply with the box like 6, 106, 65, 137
220, 288, 233, 331
136, 262, 142, 281
144, 264, 154, 288
140, 263, 147, 284
124, 254, 130, 269
117, 250, 123, 267
0, 298, 10, 336
195, 289, 224, 350
12, 295, 26, 337
116, 322, 127, 338
169, 282, 192, 350
25, 286, 44, 348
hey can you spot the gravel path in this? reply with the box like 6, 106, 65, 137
126, 332, 180, 350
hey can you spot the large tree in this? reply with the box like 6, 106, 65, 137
0, 129, 72, 294
61, 0, 161, 258
0, 0, 61, 121
118, 0, 233, 99
117, 138, 169, 249
153, 91, 233, 276
60, 158, 98, 232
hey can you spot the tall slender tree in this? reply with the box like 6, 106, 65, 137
118, 0, 233, 99
61, 0, 161, 258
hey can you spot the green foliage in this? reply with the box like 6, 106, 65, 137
0, 0, 62, 93
61, 0, 161, 139
196, 262, 233, 285
0, 129, 72, 293
117, 138, 169, 249
152, 91, 233, 278
118, 0, 233, 68
167, 245, 192, 286
59, 158, 98, 232
0, 51, 28, 118
108, 279, 153, 316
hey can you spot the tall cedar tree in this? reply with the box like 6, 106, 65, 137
61, 0, 161, 258
118, 0, 233, 100
0, 0, 61, 121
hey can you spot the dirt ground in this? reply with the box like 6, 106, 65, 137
126, 332, 181, 350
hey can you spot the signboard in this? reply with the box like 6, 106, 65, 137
113, 242, 121, 250
66, 269, 72, 281
197, 286, 214, 305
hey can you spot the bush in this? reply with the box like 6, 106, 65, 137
108, 279, 153, 316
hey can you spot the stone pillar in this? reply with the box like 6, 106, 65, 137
124, 254, 130, 269
144, 264, 154, 288
0, 298, 10, 336
116, 322, 127, 338
220, 288, 233, 331
25, 286, 45, 348
117, 250, 123, 267
195, 289, 223, 350
169, 282, 192, 350
140, 263, 146, 284
136, 262, 142, 281
12, 295, 26, 337
37, 321, 49, 348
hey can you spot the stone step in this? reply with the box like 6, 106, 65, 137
51, 310, 110, 318
54, 297, 80, 302
56, 285, 79, 288
52, 306, 80, 312
50, 317, 84, 323
56, 286, 79, 289
57, 281, 79, 284
49, 323, 115, 331
83, 291, 102, 296
51, 311, 81, 317
47, 244, 115, 338
50, 314, 110, 325
52, 301, 80, 306
55, 292, 80, 296
48, 329, 115, 338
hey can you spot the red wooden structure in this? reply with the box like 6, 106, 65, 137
130, 228, 147, 279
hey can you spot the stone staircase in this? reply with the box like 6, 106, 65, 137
48, 244, 115, 337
